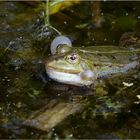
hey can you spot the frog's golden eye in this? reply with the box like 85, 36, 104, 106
66, 53, 79, 64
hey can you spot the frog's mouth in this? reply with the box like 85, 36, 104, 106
47, 65, 81, 74
46, 66, 83, 86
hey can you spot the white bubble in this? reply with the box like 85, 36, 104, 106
69, 134, 73, 137
125, 13, 128, 16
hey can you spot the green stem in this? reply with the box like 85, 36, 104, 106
45, 0, 50, 25
45, 0, 62, 35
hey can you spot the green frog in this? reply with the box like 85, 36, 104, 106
45, 36, 140, 86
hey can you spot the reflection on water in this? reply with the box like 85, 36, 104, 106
23, 82, 92, 132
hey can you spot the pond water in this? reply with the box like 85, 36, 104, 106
0, 1, 140, 139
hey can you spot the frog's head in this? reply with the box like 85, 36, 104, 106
45, 36, 95, 86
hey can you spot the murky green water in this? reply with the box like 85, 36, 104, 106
0, 1, 140, 139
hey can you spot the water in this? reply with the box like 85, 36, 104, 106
0, 1, 140, 139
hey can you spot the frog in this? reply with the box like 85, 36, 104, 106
45, 36, 140, 86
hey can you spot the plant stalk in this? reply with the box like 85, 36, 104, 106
45, 0, 50, 25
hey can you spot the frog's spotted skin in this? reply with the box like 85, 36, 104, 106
46, 45, 139, 86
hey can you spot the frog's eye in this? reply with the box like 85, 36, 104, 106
51, 36, 72, 55
66, 53, 79, 64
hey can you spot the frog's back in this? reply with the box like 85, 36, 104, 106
78, 45, 139, 65
78, 45, 139, 78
